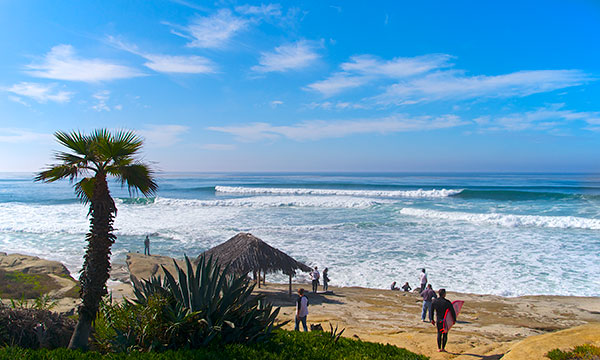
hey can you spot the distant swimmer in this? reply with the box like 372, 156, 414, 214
402, 282, 412, 292
144, 235, 150, 256
431, 288, 457, 353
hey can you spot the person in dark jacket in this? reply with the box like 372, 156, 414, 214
431, 288, 456, 352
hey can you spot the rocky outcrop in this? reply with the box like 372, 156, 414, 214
125, 253, 187, 282
0, 253, 71, 277
502, 323, 600, 360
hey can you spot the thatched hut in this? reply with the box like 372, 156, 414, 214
199, 232, 312, 295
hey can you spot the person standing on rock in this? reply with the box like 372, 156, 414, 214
144, 235, 150, 256
322, 267, 330, 292
421, 284, 437, 322
311, 266, 320, 293
419, 268, 428, 293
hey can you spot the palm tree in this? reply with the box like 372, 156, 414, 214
35, 129, 157, 350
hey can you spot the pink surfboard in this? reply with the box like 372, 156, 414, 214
443, 300, 464, 333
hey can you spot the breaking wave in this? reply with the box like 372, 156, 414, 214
215, 186, 462, 198
399, 208, 600, 230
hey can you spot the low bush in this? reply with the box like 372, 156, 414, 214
547, 344, 600, 360
0, 303, 75, 349
0, 330, 429, 359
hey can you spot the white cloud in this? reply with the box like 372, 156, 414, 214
376, 69, 592, 104
6, 82, 72, 103
0, 128, 53, 144
92, 90, 111, 112
306, 54, 451, 96
138, 125, 189, 147
252, 41, 319, 73
270, 100, 283, 108
208, 114, 465, 142
108, 36, 216, 74
474, 106, 600, 132
235, 4, 281, 17
307, 101, 366, 110
170, 9, 248, 49
201, 143, 236, 150
25, 45, 144, 82
143, 54, 216, 74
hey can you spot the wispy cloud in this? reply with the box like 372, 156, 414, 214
108, 37, 216, 74
376, 69, 592, 105
474, 105, 600, 132
208, 114, 465, 142
306, 54, 451, 96
138, 125, 189, 147
235, 4, 282, 18
25, 45, 144, 82
270, 100, 283, 108
307, 101, 366, 110
6, 82, 72, 103
252, 40, 320, 73
91, 90, 111, 112
169, 9, 248, 49
0, 128, 53, 144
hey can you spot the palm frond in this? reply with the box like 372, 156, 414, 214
74, 177, 96, 204
35, 164, 80, 183
108, 163, 158, 197
54, 131, 90, 157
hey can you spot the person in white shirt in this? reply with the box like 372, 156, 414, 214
311, 266, 320, 293
419, 268, 428, 293
295, 288, 309, 331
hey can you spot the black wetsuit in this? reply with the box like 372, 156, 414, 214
432, 297, 457, 350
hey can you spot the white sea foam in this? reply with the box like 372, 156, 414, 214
399, 208, 600, 230
215, 186, 462, 198
152, 196, 386, 208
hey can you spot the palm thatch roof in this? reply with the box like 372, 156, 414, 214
198, 232, 312, 276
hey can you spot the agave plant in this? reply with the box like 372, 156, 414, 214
95, 255, 284, 352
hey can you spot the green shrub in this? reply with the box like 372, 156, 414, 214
0, 330, 429, 359
547, 344, 600, 360
93, 256, 283, 352
0, 303, 75, 349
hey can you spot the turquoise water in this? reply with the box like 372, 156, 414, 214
0, 172, 599, 296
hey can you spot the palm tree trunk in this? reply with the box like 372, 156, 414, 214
68, 174, 116, 350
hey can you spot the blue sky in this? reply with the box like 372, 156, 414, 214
1, 0, 599, 172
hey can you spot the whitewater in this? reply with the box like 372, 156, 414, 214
1, 172, 599, 297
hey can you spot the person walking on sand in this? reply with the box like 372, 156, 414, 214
311, 266, 320, 293
144, 235, 150, 256
295, 288, 309, 331
419, 268, 428, 293
432, 288, 456, 353
322, 267, 330, 292
421, 284, 437, 322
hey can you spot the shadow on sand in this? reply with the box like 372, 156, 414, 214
255, 288, 345, 307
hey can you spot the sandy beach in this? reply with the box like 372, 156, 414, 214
102, 254, 600, 359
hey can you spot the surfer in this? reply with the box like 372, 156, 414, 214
419, 268, 428, 293
431, 288, 457, 352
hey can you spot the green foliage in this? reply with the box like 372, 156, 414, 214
93, 256, 284, 352
0, 269, 62, 299
8, 294, 57, 311
547, 344, 600, 360
325, 322, 345, 344
0, 330, 429, 359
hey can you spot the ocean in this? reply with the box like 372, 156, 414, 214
1, 172, 599, 297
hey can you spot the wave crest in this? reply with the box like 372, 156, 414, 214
399, 208, 600, 230
215, 186, 461, 198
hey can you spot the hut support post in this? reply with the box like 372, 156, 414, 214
257, 269, 261, 288
288, 274, 292, 296
262, 271, 266, 286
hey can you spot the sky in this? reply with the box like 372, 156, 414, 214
1, 0, 600, 172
